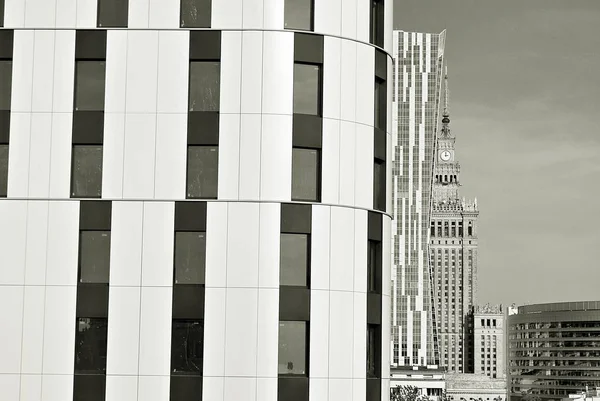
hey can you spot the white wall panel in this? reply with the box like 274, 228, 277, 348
0, 375, 19, 400
340, 0, 358, 40
356, 44, 375, 127
3, 0, 26, 28
76, 0, 97, 28
138, 287, 172, 376
329, 291, 354, 378
128, 0, 150, 28
41, 375, 73, 401
260, 114, 292, 201
55, 0, 76, 27
354, 210, 368, 293
141, 202, 174, 286
356, 0, 370, 43
20, 374, 42, 401
110, 202, 143, 286
224, 288, 258, 377
321, 119, 340, 204
202, 377, 224, 401
385, 0, 394, 54
353, 378, 367, 401
387, 132, 392, 213
238, 114, 261, 199
256, 378, 277, 401
226, 203, 259, 287
7, 113, 30, 197
217, 114, 240, 200
223, 378, 256, 401
45, 201, 79, 286
243, 0, 264, 28
24, 0, 56, 27
122, 114, 156, 199
48, 113, 73, 198
21, 286, 45, 374
211, 0, 242, 29
309, 378, 328, 401
310, 205, 330, 290
263, 0, 284, 29
240, 31, 263, 114
0, 200, 27, 284
323, 37, 341, 120
205, 202, 228, 288
31, 31, 55, 112
220, 31, 242, 114
107, 287, 141, 375
338, 121, 356, 207
148, 0, 179, 28
339, 40, 357, 122
309, 290, 329, 378
42, 286, 76, 374
203, 288, 226, 376
154, 113, 186, 199
352, 292, 367, 378
11, 31, 34, 112
262, 31, 293, 115
28, 113, 52, 197
102, 113, 126, 198
157, 31, 189, 113
24, 202, 48, 285
126, 31, 159, 113
330, 207, 354, 291
381, 295, 391, 388
258, 203, 280, 288
105, 30, 128, 113
354, 124, 373, 209
0, 286, 23, 373
105, 376, 138, 401
137, 376, 169, 401
256, 288, 278, 377
315, 0, 341, 36
52, 30, 75, 112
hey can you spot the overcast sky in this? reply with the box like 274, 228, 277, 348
394, 0, 600, 307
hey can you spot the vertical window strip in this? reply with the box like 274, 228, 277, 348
367, 211, 382, 401
0, 30, 13, 197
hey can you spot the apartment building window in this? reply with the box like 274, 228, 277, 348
0, 1, 4, 27
186, 146, 218, 199
292, 148, 320, 202
367, 324, 381, 377
368, 240, 381, 293
79, 230, 111, 283
75, 61, 106, 111
72, 145, 103, 198
280, 233, 309, 287
294, 63, 321, 116
174, 232, 206, 284
284, 0, 313, 31
374, 77, 386, 130
189, 61, 220, 112
370, 0, 384, 47
97, 0, 128, 28
180, 0, 211, 28
373, 50, 387, 213
171, 320, 204, 374
278, 321, 308, 375
468, 221, 473, 236
0, 59, 10, 110
75, 318, 108, 373
367, 212, 382, 401
373, 158, 385, 211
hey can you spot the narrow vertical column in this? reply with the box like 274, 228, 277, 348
74, 200, 112, 401
0, 29, 12, 197
367, 211, 383, 400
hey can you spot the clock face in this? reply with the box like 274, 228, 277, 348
440, 150, 452, 161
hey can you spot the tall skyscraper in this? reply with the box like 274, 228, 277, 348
391, 30, 446, 367
0, 1, 393, 400
430, 70, 479, 372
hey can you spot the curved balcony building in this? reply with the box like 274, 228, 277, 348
0, 0, 393, 400
508, 301, 600, 401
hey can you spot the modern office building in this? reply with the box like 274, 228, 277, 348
468, 304, 505, 379
507, 301, 600, 401
429, 70, 479, 372
0, 1, 393, 400
391, 29, 446, 367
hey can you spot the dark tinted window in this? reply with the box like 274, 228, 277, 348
284, 0, 313, 31
171, 320, 204, 374
367, 324, 380, 377
293, 63, 320, 115
0, 144, 7, 197
75, 318, 108, 373
291, 148, 319, 202
370, 0, 384, 47
373, 159, 385, 211
278, 321, 307, 375
75, 61, 106, 111
72, 145, 103, 198
189, 61, 220, 112
79, 231, 111, 283
186, 146, 218, 199
180, 0, 211, 28
367, 240, 381, 293
0, 60, 11, 110
374, 78, 386, 130
280, 233, 309, 287
174, 232, 206, 285
97, 0, 129, 28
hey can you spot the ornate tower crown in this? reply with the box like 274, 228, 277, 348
440, 66, 452, 138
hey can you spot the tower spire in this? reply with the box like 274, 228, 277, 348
441, 66, 451, 136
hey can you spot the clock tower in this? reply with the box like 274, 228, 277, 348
430, 68, 480, 373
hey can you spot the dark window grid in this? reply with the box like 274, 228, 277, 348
77, 230, 111, 284
284, 0, 315, 31
291, 146, 321, 202
74, 317, 108, 374
293, 62, 322, 117
171, 319, 204, 375
180, 0, 212, 29
173, 230, 207, 285
71, 145, 103, 199
185, 145, 218, 199
279, 232, 311, 288
73, 59, 107, 112
278, 320, 310, 377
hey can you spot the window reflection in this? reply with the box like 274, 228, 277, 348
291, 148, 319, 201
280, 233, 309, 287
79, 231, 111, 283
0, 61, 12, 110
284, 0, 313, 31
72, 145, 103, 198
97, 0, 129, 28
75, 61, 106, 111
180, 0, 211, 28
171, 320, 204, 374
75, 318, 108, 373
174, 232, 206, 285
186, 146, 218, 199
189, 62, 220, 112
293, 64, 321, 116
278, 321, 307, 375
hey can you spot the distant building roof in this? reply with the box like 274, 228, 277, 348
446, 374, 506, 391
